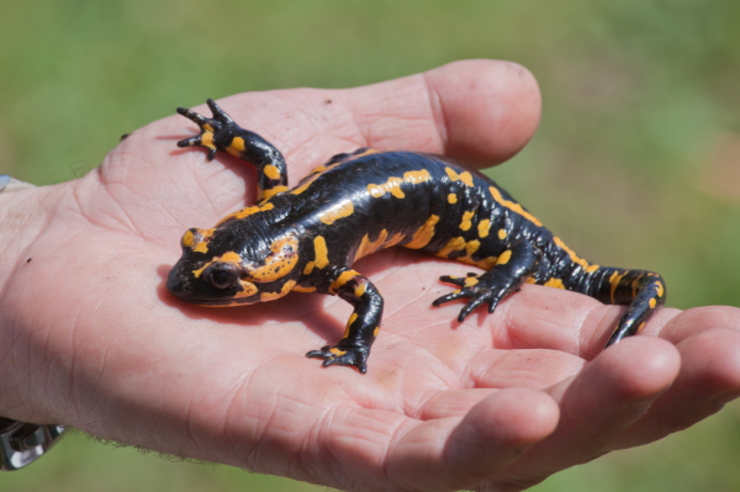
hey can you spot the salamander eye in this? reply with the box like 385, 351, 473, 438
207, 266, 238, 290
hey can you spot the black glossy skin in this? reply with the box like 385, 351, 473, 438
167, 99, 667, 373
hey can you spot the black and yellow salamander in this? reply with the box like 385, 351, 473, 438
167, 99, 666, 373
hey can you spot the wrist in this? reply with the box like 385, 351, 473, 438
0, 178, 67, 294
0, 176, 72, 470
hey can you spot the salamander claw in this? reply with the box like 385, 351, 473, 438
176, 106, 212, 126
434, 272, 509, 322
176, 104, 225, 157
306, 345, 369, 373
176, 135, 202, 148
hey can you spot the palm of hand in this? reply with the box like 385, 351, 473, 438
4, 61, 740, 492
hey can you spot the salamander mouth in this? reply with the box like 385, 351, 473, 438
184, 296, 259, 307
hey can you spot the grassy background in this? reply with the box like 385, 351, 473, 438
1, 0, 739, 490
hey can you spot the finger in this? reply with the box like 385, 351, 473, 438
418, 388, 497, 419
495, 337, 680, 487
485, 282, 682, 358
386, 388, 558, 491
469, 348, 585, 390
646, 305, 740, 343
345, 59, 542, 165
609, 326, 740, 450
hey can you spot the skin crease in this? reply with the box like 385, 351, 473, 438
0, 60, 739, 491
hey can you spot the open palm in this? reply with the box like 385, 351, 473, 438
2, 60, 739, 491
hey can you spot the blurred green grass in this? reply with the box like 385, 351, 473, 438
1, 0, 739, 490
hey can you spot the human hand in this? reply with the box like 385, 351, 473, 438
1, 59, 738, 491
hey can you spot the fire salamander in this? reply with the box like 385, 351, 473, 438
167, 99, 666, 373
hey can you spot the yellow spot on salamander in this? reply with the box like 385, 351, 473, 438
246, 235, 300, 282
291, 174, 320, 195
304, 236, 330, 275
544, 278, 565, 289
553, 236, 599, 274
314, 236, 329, 268
403, 169, 432, 185
354, 283, 366, 298
448, 193, 457, 204
319, 200, 354, 225
292, 285, 317, 293
405, 215, 440, 249
356, 230, 388, 260
347, 148, 379, 161
200, 132, 215, 150
436, 236, 467, 258
260, 280, 297, 302
649, 298, 657, 309
477, 219, 491, 238
193, 241, 210, 254
182, 230, 196, 249
330, 348, 347, 357
368, 177, 405, 199
367, 169, 432, 199
330, 270, 360, 294
473, 257, 497, 269
638, 321, 646, 333
182, 228, 214, 255
464, 276, 479, 287
193, 251, 243, 279
497, 249, 512, 265
609, 270, 627, 304
373, 326, 379, 338
656, 281, 664, 298
343, 313, 359, 337
227, 136, 246, 156
354, 229, 405, 261
631, 277, 641, 299
445, 167, 474, 187
489, 186, 543, 227
310, 157, 347, 176
460, 211, 475, 231
217, 202, 275, 225
235, 279, 258, 298
465, 240, 480, 256
263, 164, 282, 180
262, 185, 288, 200
497, 229, 507, 240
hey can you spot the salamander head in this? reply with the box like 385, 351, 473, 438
167, 225, 300, 306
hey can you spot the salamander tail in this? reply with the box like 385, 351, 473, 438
580, 267, 666, 347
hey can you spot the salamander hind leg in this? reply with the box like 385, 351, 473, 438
433, 239, 541, 322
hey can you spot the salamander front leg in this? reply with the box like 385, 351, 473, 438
433, 239, 540, 322
306, 269, 383, 373
176, 99, 289, 201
